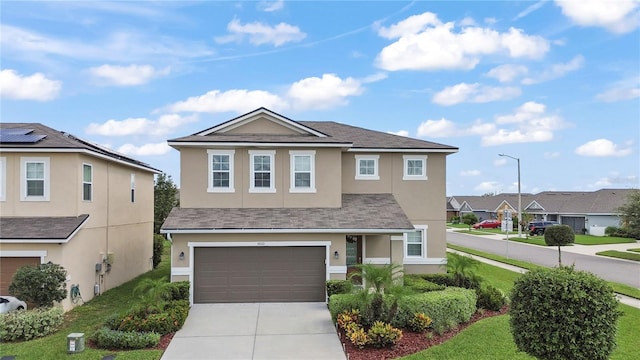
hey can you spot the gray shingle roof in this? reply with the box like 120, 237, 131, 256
161, 194, 414, 232
0, 214, 89, 241
0, 123, 160, 173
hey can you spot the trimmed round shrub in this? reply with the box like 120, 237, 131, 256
476, 285, 507, 311
510, 266, 620, 360
326, 280, 353, 297
9, 262, 67, 308
544, 225, 575, 265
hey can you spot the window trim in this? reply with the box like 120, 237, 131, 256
20, 157, 50, 201
403, 155, 428, 180
207, 149, 235, 193
249, 150, 276, 193
82, 163, 93, 202
289, 150, 316, 193
404, 224, 427, 259
0, 157, 6, 202
355, 155, 379, 180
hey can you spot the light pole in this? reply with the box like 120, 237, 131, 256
499, 153, 521, 238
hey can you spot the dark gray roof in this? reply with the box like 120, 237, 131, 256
0, 123, 160, 173
161, 194, 414, 232
0, 214, 89, 241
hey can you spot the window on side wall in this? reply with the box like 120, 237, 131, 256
289, 150, 316, 193
130, 173, 135, 203
0, 157, 6, 201
20, 157, 50, 201
249, 150, 275, 193
403, 155, 427, 180
355, 155, 379, 180
83, 163, 93, 201
405, 225, 427, 258
207, 150, 235, 193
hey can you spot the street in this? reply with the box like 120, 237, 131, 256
447, 231, 640, 288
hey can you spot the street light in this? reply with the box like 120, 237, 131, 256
499, 153, 522, 238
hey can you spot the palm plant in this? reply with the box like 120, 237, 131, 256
445, 253, 482, 288
349, 263, 403, 293
133, 277, 173, 312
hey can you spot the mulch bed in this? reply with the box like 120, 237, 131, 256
156, 333, 175, 350
338, 306, 509, 360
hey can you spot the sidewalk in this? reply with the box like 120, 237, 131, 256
447, 248, 640, 310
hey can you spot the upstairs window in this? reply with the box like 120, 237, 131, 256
83, 164, 93, 201
289, 150, 316, 193
207, 150, 235, 193
355, 155, 379, 180
130, 173, 136, 203
0, 157, 5, 201
249, 150, 275, 193
21, 157, 50, 201
403, 155, 427, 180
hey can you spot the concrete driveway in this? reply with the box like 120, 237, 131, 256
161, 302, 346, 360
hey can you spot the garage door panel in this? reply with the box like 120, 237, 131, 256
1, 257, 41, 295
194, 247, 325, 303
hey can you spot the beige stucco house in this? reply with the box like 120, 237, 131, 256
161, 108, 458, 304
0, 124, 159, 310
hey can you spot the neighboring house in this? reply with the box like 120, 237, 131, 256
447, 189, 635, 234
0, 124, 159, 310
161, 108, 458, 304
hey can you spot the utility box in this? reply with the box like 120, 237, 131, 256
67, 333, 85, 354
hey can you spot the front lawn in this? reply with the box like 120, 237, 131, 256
574, 234, 637, 245
596, 250, 640, 262
0, 241, 172, 360
628, 248, 640, 253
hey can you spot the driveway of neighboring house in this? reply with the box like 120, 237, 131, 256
161, 302, 346, 360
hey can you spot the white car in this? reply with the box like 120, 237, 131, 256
0, 296, 27, 314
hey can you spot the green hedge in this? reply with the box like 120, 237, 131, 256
329, 287, 477, 334
106, 300, 189, 335
326, 280, 353, 297
404, 275, 446, 292
0, 307, 64, 341
165, 281, 190, 301
91, 328, 160, 350
417, 273, 457, 287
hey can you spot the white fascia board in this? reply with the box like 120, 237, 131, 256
162, 228, 410, 234
168, 141, 352, 148
0, 148, 160, 173
347, 148, 458, 154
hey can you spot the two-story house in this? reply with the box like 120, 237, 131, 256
0, 124, 159, 310
161, 108, 458, 304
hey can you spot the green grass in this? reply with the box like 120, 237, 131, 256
596, 250, 640, 262
508, 236, 548, 246
454, 229, 491, 235
447, 244, 640, 300
574, 234, 637, 245
628, 248, 640, 253
446, 223, 468, 229
0, 241, 172, 360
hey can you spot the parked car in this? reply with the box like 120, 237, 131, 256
0, 296, 27, 314
528, 221, 559, 236
472, 219, 501, 229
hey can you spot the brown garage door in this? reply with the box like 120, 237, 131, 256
194, 247, 326, 303
1, 257, 40, 295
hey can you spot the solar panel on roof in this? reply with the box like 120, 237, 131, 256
0, 128, 47, 144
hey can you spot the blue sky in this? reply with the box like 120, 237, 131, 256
1, 0, 638, 196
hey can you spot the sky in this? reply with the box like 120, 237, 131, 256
1, 0, 639, 196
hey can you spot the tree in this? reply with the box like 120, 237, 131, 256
510, 266, 620, 360
617, 189, 640, 238
9, 262, 67, 308
520, 211, 534, 238
544, 225, 575, 266
461, 213, 478, 231
154, 173, 178, 234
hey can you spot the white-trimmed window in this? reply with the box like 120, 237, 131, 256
20, 157, 50, 201
82, 163, 93, 201
249, 150, 275, 193
403, 155, 427, 180
208, 150, 235, 193
355, 155, 379, 180
289, 150, 316, 193
130, 173, 136, 203
404, 225, 427, 258
0, 157, 6, 201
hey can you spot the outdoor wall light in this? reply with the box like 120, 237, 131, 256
179, 251, 185, 261
334, 251, 339, 259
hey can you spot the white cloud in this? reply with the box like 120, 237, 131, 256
494, 158, 508, 166
486, 64, 529, 83
459, 17, 477, 27
514, 1, 548, 20
86, 113, 198, 136
361, 72, 388, 83
376, 12, 549, 71
432, 82, 521, 105
287, 74, 364, 110
475, 181, 500, 192
117, 142, 172, 156
259, 0, 284, 12
417, 118, 496, 138
596, 77, 640, 102
522, 55, 584, 84
89, 64, 170, 86
575, 139, 633, 157
0, 69, 61, 101
215, 19, 306, 46
168, 89, 288, 113
544, 152, 560, 159
556, 0, 640, 33
387, 130, 409, 137
461, 170, 481, 176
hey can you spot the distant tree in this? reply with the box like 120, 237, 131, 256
544, 225, 575, 266
461, 213, 478, 231
520, 211, 534, 238
617, 190, 640, 238
154, 173, 178, 234
9, 263, 67, 308
482, 192, 496, 197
